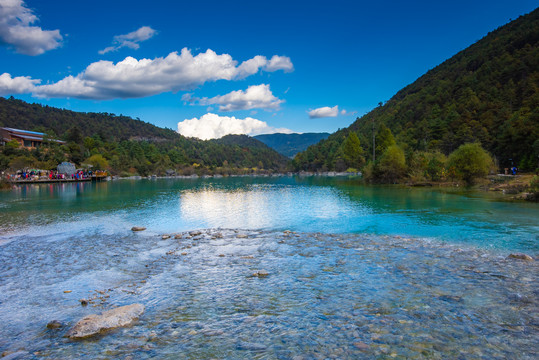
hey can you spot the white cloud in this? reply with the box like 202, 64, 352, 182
33, 49, 293, 100
0, 72, 40, 95
177, 113, 293, 140
235, 55, 268, 79
264, 55, 294, 72
184, 84, 284, 111
99, 26, 157, 55
308, 105, 339, 118
0, 0, 62, 55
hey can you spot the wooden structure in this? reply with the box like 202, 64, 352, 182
1, 127, 65, 148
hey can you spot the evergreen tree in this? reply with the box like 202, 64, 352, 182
373, 145, 406, 183
375, 124, 396, 158
342, 132, 364, 169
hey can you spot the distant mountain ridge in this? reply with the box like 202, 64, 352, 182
294, 8, 539, 171
254, 132, 330, 158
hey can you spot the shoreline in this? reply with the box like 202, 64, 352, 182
4, 171, 537, 202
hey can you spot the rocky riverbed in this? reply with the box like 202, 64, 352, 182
0, 229, 537, 359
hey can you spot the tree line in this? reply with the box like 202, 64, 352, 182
0, 128, 289, 176
294, 8, 539, 177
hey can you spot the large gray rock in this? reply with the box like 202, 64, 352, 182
66, 304, 144, 339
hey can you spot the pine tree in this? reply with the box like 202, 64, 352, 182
342, 132, 365, 169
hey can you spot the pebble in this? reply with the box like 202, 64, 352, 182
353, 342, 369, 350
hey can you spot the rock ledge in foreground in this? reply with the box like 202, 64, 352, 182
66, 303, 144, 339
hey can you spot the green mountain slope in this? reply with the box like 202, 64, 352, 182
295, 8, 539, 172
0, 96, 178, 141
254, 133, 330, 158
211, 134, 290, 166
0, 97, 289, 173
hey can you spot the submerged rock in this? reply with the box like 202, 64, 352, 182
46, 320, 63, 329
131, 226, 146, 232
236, 342, 267, 351
507, 253, 534, 261
0, 351, 29, 360
66, 303, 144, 339
161, 234, 171, 239
253, 270, 269, 277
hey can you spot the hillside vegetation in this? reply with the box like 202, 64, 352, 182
294, 8, 539, 176
0, 97, 288, 175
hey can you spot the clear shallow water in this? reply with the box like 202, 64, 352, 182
0, 177, 537, 359
1, 177, 538, 250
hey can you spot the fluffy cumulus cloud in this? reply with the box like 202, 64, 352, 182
0, 0, 62, 55
183, 84, 284, 112
308, 105, 340, 118
177, 113, 293, 140
0, 72, 40, 95
33, 49, 293, 100
264, 55, 294, 72
99, 26, 157, 55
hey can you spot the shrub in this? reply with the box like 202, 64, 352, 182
529, 176, 539, 193
407, 151, 447, 181
86, 154, 109, 170
447, 143, 493, 185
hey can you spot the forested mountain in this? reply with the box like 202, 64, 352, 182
210, 134, 290, 166
254, 133, 330, 158
0, 97, 289, 174
213, 134, 274, 149
0, 96, 178, 141
294, 8, 539, 172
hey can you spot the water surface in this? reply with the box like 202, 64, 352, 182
0, 177, 537, 359
1, 177, 537, 251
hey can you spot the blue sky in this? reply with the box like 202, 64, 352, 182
0, 0, 537, 139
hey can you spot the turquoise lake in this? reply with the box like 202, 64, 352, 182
1, 176, 537, 251
0, 177, 537, 359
